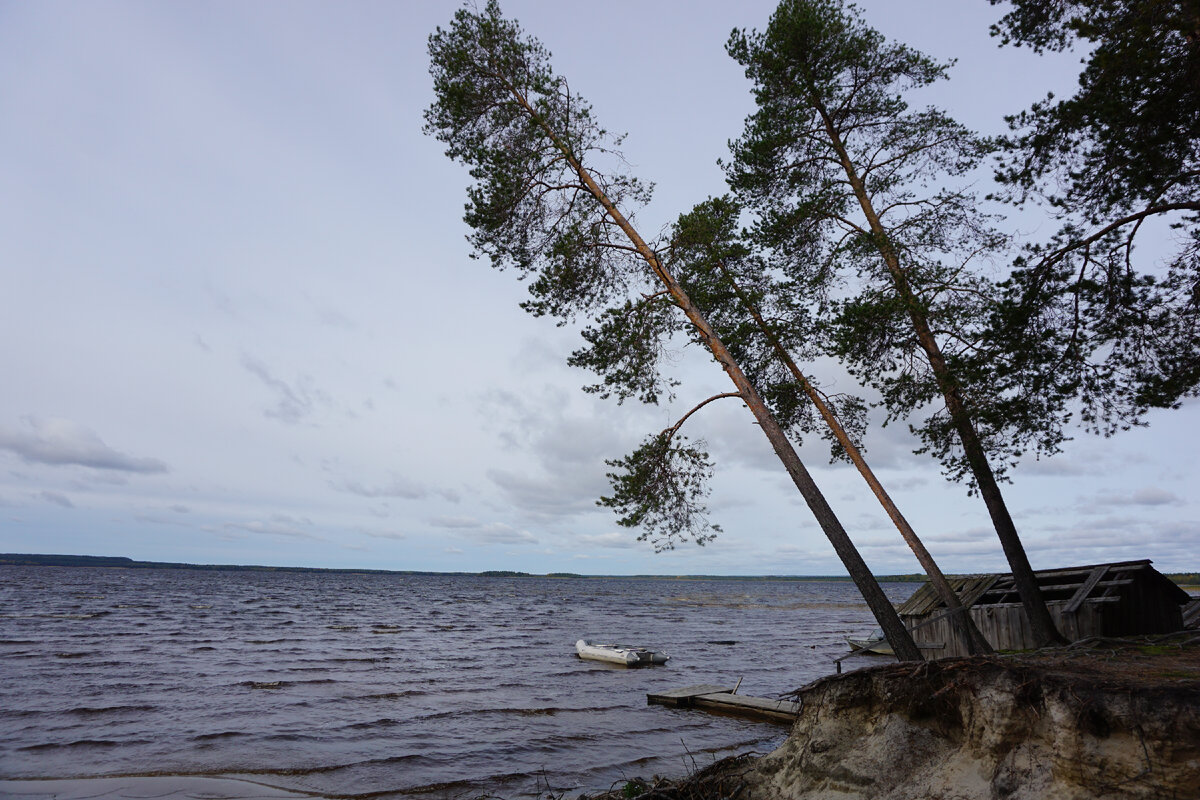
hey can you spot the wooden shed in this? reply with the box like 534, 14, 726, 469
896, 560, 1191, 658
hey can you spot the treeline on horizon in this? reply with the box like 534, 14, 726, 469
0, 552, 929, 581
3, 553, 1196, 586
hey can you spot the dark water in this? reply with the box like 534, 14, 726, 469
0, 566, 914, 797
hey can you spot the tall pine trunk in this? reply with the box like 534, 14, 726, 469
715, 261, 992, 654
505, 81, 924, 662
814, 100, 1066, 647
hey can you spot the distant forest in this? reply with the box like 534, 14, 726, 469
2, 553, 1195, 585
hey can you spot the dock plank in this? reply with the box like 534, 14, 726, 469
697, 692, 799, 715
646, 684, 733, 705
647, 685, 799, 723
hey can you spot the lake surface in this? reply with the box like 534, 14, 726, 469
0, 567, 915, 798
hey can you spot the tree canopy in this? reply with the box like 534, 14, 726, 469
986, 0, 1200, 437
725, 0, 1064, 645
426, 0, 924, 660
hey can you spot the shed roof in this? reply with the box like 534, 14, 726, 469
896, 559, 1190, 617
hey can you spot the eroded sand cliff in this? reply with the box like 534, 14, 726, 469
743, 637, 1200, 799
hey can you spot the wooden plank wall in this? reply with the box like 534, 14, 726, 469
907, 569, 1185, 656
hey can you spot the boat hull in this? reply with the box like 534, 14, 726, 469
575, 639, 668, 666
845, 635, 894, 656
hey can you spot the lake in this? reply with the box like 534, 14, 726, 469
0, 566, 915, 798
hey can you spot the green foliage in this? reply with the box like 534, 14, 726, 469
666, 196, 870, 462
427, 3, 730, 548
567, 296, 683, 405
599, 433, 721, 551
424, 0, 653, 322
621, 779, 646, 798
986, 0, 1200, 433
989, 0, 1200, 217
725, 0, 1025, 485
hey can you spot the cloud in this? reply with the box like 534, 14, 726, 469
1018, 457, 1100, 477
477, 387, 628, 522
359, 528, 406, 540
0, 417, 168, 474
241, 354, 329, 424
466, 523, 537, 544
1095, 487, 1183, 507
924, 527, 993, 544
429, 516, 537, 544
134, 513, 196, 528
575, 531, 638, 549
429, 515, 483, 529
1008, 516, 1200, 573
225, 514, 320, 540
336, 475, 428, 499
486, 468, 602, 520
39, 490, 74, 508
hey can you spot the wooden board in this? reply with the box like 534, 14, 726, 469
645, 684, 733, 705
647, 685, 799, 724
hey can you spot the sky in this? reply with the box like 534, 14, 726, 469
1, 0, 1196, 576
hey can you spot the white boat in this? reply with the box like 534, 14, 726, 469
844, 628, 894, 656
575, 638, 669, 666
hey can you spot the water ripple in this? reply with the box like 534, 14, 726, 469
0, 566, 912, 797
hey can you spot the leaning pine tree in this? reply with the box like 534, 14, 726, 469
725, 0, 1066, 645
424, 1, 922, 660
661, 197, 992, 654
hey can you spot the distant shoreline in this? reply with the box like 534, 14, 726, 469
0, 552, 933, 581
3, 552, 1198, 586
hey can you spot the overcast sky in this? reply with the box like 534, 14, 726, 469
1, 0, 1195, 576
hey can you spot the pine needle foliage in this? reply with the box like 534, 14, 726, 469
986, 0, 1200, 435
724, 0, 1015, 484
425, 1, 723, 548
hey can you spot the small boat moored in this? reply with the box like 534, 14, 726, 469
575, 638, 669, 666
844, 628, 894, 656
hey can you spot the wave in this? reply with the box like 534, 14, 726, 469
190, 730, 252, 742
19, 738, 154, 752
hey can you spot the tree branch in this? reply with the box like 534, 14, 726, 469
663, 393, 742, 439
1034, 202, 1200, 273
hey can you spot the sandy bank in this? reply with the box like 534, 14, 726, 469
585, 634, 1200, 800
740, 634, 1200, 799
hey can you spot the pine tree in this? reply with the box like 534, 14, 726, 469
725, 0, 1066, 645
425, 1, 924, 659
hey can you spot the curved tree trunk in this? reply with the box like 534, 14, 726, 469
504, 81, 924, 662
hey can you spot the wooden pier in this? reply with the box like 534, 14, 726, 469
647, 684, 799, 724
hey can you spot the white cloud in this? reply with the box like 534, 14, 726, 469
39, 490, 74, 508
359, 528, 406, 540
575, 531, 638, 549
429, 516, 484, 529
1087, 487, 1183, 509
1128, 488, 1183, 506
225, 514, 320, 540
461, 522, 538, 545
0, 417, 168, 474
429, 514, 538, 544
241, 354, 330, 424
1018, 457, 1100, 477
335, 475, 428, 500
